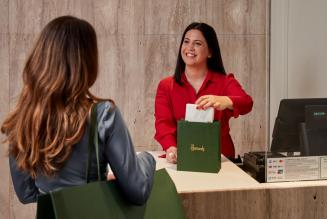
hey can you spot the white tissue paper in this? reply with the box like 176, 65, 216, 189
185, 103, 214, 123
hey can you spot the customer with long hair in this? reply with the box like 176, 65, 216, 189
1, 16, 155, 205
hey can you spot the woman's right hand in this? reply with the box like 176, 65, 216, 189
166, 146, 177, 164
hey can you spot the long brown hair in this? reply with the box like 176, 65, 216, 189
1, 16, 101, 178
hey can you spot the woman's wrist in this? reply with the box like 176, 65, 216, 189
166, 146, 177, 164
223, 96, 233, 110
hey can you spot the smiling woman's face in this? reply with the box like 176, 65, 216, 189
181, 29, 211, 68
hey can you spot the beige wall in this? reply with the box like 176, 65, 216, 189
270, 0, 327, 144
0, 0, 269, 218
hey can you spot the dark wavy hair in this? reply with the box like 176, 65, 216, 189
173, 22, 226, 85
1, 16, 103, 178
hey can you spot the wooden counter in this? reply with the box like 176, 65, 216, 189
149, 151, 327, 219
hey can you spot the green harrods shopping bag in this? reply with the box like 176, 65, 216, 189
36, 168, 184, 219
36, 104, 186, 219
177, 120, 221, 173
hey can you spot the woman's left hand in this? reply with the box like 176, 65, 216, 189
195, 95, 233, 111
107, 173, 116, 181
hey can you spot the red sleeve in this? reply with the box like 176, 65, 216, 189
224, 74, 253, 118
154, 78, 177, 151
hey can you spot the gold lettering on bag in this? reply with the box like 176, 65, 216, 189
190, 144, 206, 152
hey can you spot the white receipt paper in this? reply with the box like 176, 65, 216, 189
185, 103, 214, 123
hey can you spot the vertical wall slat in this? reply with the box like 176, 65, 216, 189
0, 0, 10, 218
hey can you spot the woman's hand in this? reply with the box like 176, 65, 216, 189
107, 173, 116, 181
166, 146, 177, 164
195, 95, 233, 111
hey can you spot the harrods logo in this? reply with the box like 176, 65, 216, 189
190, 144, 206, 152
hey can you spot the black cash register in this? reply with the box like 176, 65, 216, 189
243, 151, 285, 183
243, 98, 327, 183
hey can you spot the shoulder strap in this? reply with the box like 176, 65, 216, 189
86, 103, 101, 183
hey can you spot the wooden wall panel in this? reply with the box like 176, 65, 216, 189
0, 2, 9, 219
0, 33, 10, 219
143, 35, 181, 149
9, 0, 44, 34
187, 0, 266, 35
180, 186, 327, 219
94, 0, 144, 35
144, 0, 190, 35
0, 0, 8, 34
267, 187, 327, 219
180, 189, 268, 219
9, 0, 97, 34
1, 0, 269, 218
221, 35, 267, 154
215, 0, 267, 34
95, 34, 148, 146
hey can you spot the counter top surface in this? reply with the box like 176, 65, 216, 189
149, 151, 327, 193
149, 151, 261, 193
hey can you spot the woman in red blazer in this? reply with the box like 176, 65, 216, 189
154, 22, 253, 163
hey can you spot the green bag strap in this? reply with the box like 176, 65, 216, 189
86, 103, 101, 183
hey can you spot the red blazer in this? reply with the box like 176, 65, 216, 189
154, 71, 253, 158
